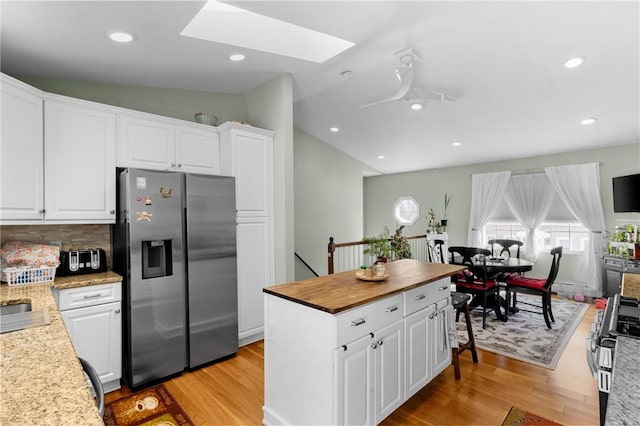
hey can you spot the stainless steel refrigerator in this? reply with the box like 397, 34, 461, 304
113, 168, 238, 389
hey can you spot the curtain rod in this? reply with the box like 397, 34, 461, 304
511, 168, 544, 176
509, 161, 603, 176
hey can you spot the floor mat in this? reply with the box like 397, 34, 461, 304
103, 384, 194, 426
502, 406, 562, 425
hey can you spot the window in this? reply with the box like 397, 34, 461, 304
485, 183, 587, 253
484, 221, 589, 252
394, 197, 419, 225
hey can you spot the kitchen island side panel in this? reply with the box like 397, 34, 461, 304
263, 293, 336, 425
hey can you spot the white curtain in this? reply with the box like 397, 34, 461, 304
503, 173, 556, 260
467, 171, 511, 247
545, 163, 607, 294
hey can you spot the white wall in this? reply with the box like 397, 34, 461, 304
293, 128, 377, 278
363, 141, 640, 288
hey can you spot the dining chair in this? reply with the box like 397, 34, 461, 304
448, 246, 501, 329
488, 239, 523, 259
428, 245, 478, 377
504, 246, 563, 329
427, 239, 446, 263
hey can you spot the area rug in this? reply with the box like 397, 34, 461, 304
502, 406, 562, 425
103, 384, 194, 426
456, 294, 588, 369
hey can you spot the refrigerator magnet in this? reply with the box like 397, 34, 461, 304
145, 195, 152, 205
160, 187, 173, 198
136, 211, 153, 222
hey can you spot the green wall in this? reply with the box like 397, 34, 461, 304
293, 128, 378, 278
246, 74, 295, 284
14, 75, 248, 124
363, 141, 640, 287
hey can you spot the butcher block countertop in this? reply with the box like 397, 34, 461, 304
0, 271, 122, 426
621, 272, 640, 299
264, 259, 465, 314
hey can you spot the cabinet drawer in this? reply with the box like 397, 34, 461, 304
334, 294, 403, 348
57, 281, 122, 310
404, 278, 451, 316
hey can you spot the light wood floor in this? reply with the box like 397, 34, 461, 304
106, 302, 599, 425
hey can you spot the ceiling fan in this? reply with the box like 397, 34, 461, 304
360, 47, 458, 110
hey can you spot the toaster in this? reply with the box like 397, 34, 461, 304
58, 249, 107, 277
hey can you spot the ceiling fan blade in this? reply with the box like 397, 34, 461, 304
360, 68, 415, 109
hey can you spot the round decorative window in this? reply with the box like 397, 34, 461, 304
394, 197, 420, 225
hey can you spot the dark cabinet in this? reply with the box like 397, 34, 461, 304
602, 256, 640, 297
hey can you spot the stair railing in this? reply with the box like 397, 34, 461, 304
327, 234, 429, 274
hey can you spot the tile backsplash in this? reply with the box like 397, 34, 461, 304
1, 224, 112, 268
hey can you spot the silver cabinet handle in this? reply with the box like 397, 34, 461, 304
351, 318, 366, 327
39, 209, 45, 214
439, 285, 448, 291
177, 163, 182, 168
415, 294, 426, 300
115, 309, 121, 314
171, 162, 176, 167
83, 293, 102, 299
110, 210, 115, 214
371, 343, 378, 349
377, 340, 383, 346
385, 305, 398, 312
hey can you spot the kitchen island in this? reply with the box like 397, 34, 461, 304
263, 259, 465, 426
0, 271, 121, 425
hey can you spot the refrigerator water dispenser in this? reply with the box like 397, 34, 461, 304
142, 240, 173, 279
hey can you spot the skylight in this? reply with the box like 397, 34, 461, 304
181, 1, 355, 63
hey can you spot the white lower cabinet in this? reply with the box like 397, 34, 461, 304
335, 320, 403, 426
404, 297, 452, 400
237, 216, 272, 345
264, 278, 451, 426
55, 282, 122, 393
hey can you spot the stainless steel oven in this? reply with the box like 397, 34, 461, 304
586, 294, 640, 425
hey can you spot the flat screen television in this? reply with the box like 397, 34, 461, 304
612, 173, 640, 213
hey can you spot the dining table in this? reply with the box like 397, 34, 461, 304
483, 256, 534, 277
450, 255, 535, 321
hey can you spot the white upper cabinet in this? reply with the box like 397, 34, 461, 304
175, 124, 220, 175
118, 114, 175, 170
0, 74, 44, 223
118, 112, 220, 175
43, 95, 116, 223
219, 122, 274, 216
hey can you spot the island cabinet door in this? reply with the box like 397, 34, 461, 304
430, 300, 453, 379
334, 320, 404, 426
335, 333, 374, 426
404, 304, 436, 399
373, 320, 404, 424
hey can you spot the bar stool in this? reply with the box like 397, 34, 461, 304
451, 291, 478, 380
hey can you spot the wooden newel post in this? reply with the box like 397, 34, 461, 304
328, 237, 335, 275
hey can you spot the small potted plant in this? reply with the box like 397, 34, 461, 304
364, 226, 392, 265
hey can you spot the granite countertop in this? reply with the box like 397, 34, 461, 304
605, 336, 640, 426
264, 259, 464, 314
0, 271, 122, 425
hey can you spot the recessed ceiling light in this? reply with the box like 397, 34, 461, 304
581, 117, 597, 125
340, 70, 355, 79
229, 53, 245, 62
409, 101, 423, 111
330, 127, 339, 132
452, 142, 462, 147
377, 155, 385, 160
564, 57, 584, 69
108, 31, 135, 43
